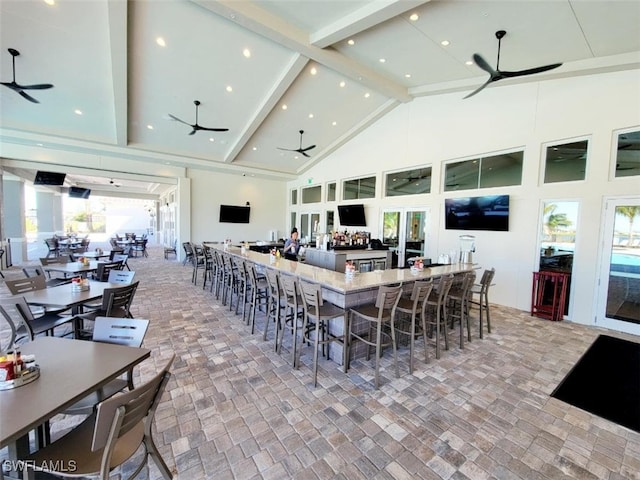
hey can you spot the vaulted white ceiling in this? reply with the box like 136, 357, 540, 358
1, 0, 639, 195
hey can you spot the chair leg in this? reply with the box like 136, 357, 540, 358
484, 294, 492, 333
143, 437, 173, 480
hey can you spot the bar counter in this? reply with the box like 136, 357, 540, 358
205, 243, 475, 308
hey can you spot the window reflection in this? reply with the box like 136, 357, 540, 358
544, 140, 588, 183
385, 168, 431, 197
615, 130, 640, 178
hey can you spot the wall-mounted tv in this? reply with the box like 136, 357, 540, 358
337, 204, 367, 227
68, 186, 91, 199
219, 204, 250, 223
34, 171, 66, 186
445, 195, 509, 231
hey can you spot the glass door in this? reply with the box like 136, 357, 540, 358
596, 198, 640, 334
382, 208, 429, 268
538, 201, 579, 319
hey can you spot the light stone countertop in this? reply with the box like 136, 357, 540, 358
206, 244, 475, 294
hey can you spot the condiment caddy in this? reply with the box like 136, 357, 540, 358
0, 350, 40, 390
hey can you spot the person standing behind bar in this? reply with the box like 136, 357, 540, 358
284, 228, 300, 256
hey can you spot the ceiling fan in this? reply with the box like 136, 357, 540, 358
464, 30, 562, 99
168, 100, 229, 135
1, 48, 54, 103
277, 130, 316, 158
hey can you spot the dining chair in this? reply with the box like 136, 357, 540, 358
24, 354, 175, 480
107, 269, 136, 284
76, 281, 140, 339
110, 252, 130, 271
44, 237, 59, 258
298, 281, 347, 386
346, 285, 403, 389
4, 275, 68, 316
393, 279, 434, 374
164, 239, 177, 259
93, 260, 124, 282
0, 248, 4, 278
182, 242, 194, 266
63, 317, 150, 416
1, 297, 76, 341
22, 265, 72, 287
0, 305, 18, 353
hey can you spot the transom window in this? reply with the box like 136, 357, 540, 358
444, 151, 523, 192
385, 167, 431, 197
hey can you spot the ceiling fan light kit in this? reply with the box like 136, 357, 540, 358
464, 30, 562, 99
277, 130, 316, 158
168, 100, 229, 135
1, 48, 54, 103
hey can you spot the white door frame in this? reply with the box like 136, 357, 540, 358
380, 206, 430, 267
595, 196, 640, 335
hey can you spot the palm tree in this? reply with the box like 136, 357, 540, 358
616, 206, 640, 243
543, 203, 573, 241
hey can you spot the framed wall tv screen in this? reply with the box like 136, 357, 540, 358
445, 195, 509, 231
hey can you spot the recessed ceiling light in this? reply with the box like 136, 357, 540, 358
347, 39, 355, 46
392, 178, 397, 182
364, 92, 370, 98
226, 85, 233, 92
147, 125, 154, 130
310, 67, 317, 75
242, 48, 251, 58
165, 161, 171, 165
281, 104, 288, 110
209, 138, 215, 142
379, 58, 386, 63
44, 0, 55, 5
465, 60, 473, 66
36, 143, 43, 146
252, 147, 257, 151
339, 81, 346, 88
409, 13, 419, 21
156, 37, 166, 47
308, 113, 314, 119
332, 121, 337, 126
441, 40, 450, 46
404, 73, 411, 78
74, 109, 83, 115
294, 156, 299, 160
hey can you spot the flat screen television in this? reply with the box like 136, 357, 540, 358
337, 204, 367, 227
68, 186, 91, 199
34, 171, 66, 186
219, 204, 250, 223
445, 195, 509, 231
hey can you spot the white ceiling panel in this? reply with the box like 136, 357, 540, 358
0, 0, 637, 194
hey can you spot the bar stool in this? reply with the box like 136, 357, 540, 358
246, 262, 268, 334
424, 274, 454, 359
279, 274, 305, 366
298, 281, 347, 387
263, 269, 286, 349
393, 279, 434, 374
446, 271, 476, 348
469, 268, 495, 338
232, 256, 247, 315
346, 285, 403, 389
191, 244, 205, 285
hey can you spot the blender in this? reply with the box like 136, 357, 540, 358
459, 234, 475, 263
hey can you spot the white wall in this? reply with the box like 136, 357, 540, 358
288, 69, 640, 326
189, 169, 287, 243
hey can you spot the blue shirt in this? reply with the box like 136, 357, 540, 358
284, 238, 300, 254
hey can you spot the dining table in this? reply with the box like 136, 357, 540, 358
75, 250, 111, 260
42, 260, 100, 278
0, 337, 151, 478
19, 280, 121, 315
